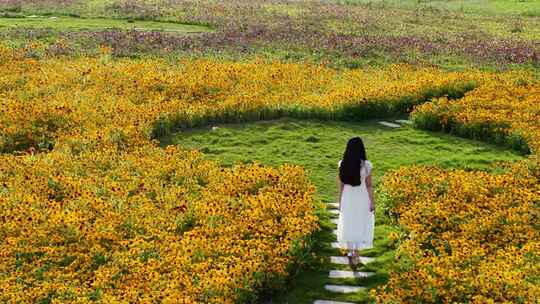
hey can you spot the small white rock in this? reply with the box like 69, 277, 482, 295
327, 202, 339, 209
314, 300, 356, 304
329, 270, 375, 278
378, 121, 401, 128
211, 126, 219, 131
324, 284, 365, 293
330, 256, 349, 264
396, 119, 412, 125
330, 255, 376, 265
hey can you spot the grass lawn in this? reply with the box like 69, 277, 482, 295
0, 15, 210, 32
161, 118, 524, 303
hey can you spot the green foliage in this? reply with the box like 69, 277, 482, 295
58, 255, 76, 267
87, 288, 103, 301
91, 253, 108, 270
139, 249, 160, 263
175, 208, 197, 235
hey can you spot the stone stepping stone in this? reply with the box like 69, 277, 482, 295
330, 256, 376, 265
324, 284, 365, 293
314, 300, 356, 304
332, 242, 347, 249
395, 119, 412, 125
329, 270, 375, 279
329, 209, 340, 215
378, 121, 401, 128
327, 202, 339, 209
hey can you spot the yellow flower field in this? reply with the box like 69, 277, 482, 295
0, 48, 325, 302
0, 147, 318, 303
412, 75, 540, 154
378, 162, 539, 303
1, 44, 539, 302
375, 74, 540, 302
0, 46, 483, 156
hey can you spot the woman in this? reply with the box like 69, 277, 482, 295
336, 137, 375, 265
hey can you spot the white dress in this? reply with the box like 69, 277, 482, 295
336, 159, 375, 250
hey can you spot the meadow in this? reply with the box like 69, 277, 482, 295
1, 0, 540, 68
0, 0, 539, 303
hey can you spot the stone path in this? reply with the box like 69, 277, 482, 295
314, 202, 377, 304
312, 119, 410, 303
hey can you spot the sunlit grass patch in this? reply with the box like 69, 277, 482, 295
0, 15, 211, 32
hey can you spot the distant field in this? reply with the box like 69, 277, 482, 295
0, 15, 210, 32
0, 0, 538, 68
335, 0, 540, 16
332, 0, 540, 41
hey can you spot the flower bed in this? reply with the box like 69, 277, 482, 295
375, 75, 540, 303
1, 45, 538, 302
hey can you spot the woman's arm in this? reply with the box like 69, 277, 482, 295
366, 173, 375, 212
337, 175, 344, 210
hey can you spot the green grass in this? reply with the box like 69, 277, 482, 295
0, 15, 210, 32
160, 118, 524, 303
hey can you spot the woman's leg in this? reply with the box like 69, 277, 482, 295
351, 245, 363, 266
347, 247, 354, 257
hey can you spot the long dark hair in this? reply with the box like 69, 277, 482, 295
339, 137, 367, 186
